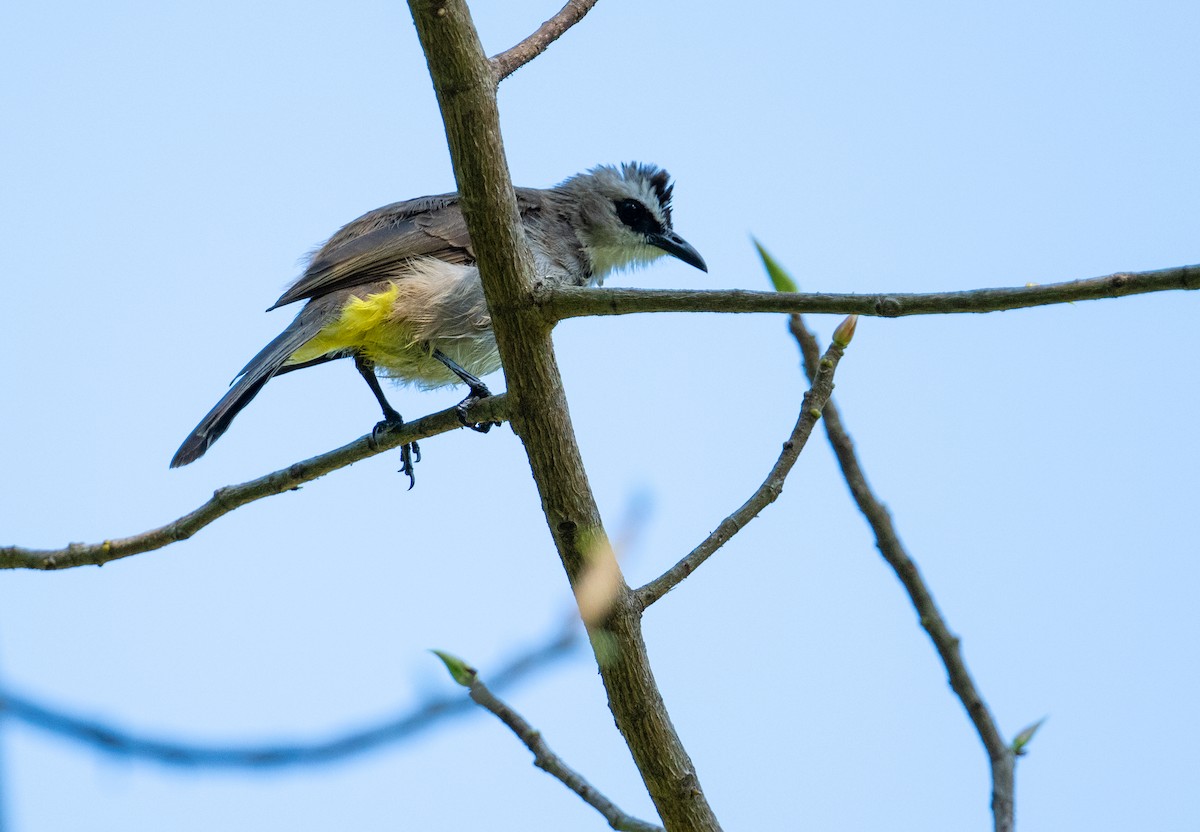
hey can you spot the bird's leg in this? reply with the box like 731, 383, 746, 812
355, 354, 419, 488
432, 349, 500, 433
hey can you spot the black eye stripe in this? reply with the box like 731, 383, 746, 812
614, 199, 663, 236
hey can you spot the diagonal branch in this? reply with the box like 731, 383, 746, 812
464, 665, 663, 832
490, 0, 600, 82
0, 396, 508, 571
0, 623, 575, 768
789, 315, 1015, 832
407, 3, 722, 829
538, 263, 1200, 322
636, 320, 855, 607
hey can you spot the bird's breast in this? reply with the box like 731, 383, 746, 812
287, 263, 501, 389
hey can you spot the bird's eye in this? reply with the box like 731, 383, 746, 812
613, 199, 661, 235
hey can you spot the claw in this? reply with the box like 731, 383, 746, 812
370, 416, 421, 488
399, 442, 417, 490
456, 394, 501, 433
432, 349, 501, 431
370, 415, 403, 446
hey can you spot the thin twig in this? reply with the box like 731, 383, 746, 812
0, 621, 574, 768
489, 0, 600, 82
538, 263, 1200, 322
788, 315, 1015, 832
636, 325, 854, 607
466, 669, 663, 832
0, 395, 508, 571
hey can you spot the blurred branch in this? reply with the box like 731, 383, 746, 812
0, 396, 508, 571
788, 315, 1016, 832
442, 655, 663, 831
539, 263, 1200, 321
636, 319, 856, 607
407, 2, 722, 829
0, 622, 575, 769
490, 0, 600, 81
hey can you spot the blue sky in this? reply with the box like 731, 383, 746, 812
2, 1, 1198, 829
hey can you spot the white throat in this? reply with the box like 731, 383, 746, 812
585, 243, 665, 285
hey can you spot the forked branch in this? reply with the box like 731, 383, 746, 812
408, 1, 722, 828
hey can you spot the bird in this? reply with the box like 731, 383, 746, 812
170, 162, 707, 484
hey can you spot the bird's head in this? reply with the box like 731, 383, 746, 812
561, 162, 707, 283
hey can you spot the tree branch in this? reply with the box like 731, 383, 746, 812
490, 0, 600, 82
407, 2, 722, 829
0, 624, 575, 768
538, 263, 1200, 321
636, 321, 855, 607
0, 396, 508, 571
465, 666, 663, 832
789, 315, 1016, 832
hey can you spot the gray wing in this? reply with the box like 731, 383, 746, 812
268, 189, 548, 310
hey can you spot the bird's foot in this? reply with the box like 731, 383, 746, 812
370, 415, 421, 490
456, 383, 500, 433
398, 441, 420, 490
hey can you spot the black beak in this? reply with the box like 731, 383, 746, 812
648, 229, 708, 272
